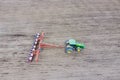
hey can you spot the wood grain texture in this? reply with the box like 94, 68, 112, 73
0, 0, 120, 80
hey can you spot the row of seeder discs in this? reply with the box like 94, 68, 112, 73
28, 33, 40, 62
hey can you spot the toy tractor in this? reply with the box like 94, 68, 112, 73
65, 39, 85, 54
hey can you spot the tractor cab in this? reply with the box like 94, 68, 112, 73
68, 39, 76, 45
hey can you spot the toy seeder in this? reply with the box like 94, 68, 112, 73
28, 32, 63, 62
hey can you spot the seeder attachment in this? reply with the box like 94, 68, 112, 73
28, 32, 63, 62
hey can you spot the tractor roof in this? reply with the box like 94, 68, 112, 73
69, 39, 76, 45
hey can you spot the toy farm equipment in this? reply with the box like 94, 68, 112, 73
28, 32, 63, 62
65, 39, 85, 54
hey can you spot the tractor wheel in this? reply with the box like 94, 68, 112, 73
66, 48, 73, 54
77, 47, 81, 53
65, 40, 69, 45
65, 45, 74, 54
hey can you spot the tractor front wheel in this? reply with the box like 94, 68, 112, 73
77, 47, 81, 53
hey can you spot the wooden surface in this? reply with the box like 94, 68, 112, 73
0, 0, 120, 80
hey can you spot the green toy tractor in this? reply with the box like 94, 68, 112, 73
65, 39, 85, 54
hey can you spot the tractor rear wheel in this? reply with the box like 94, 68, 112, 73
65, 45, 74, 54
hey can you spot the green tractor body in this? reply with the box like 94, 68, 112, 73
65, 39, 85, 53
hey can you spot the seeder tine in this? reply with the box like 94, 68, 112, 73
28, 54, 33, 62
28, 33, 40, 62
34, 33, 40, 38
